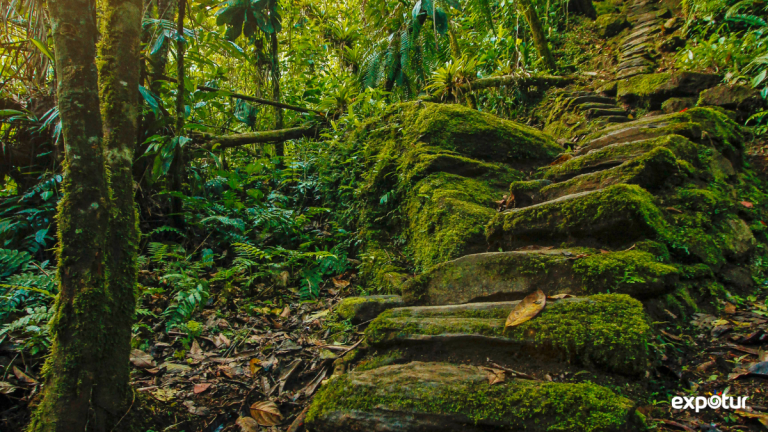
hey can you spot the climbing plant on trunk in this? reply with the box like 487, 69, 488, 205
26, 0, 142, 429
516, 0, 557, 71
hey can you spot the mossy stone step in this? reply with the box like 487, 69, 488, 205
617, 66, 654, 79
568, 95, 617, 106
365, 294, 651, 374
577, 102, 621, 111
306, 361, 644, 432
535, 147, 680, 203
542, 134, 699, 182
617, 72, 721, 107
621, 25, 660, 45
584, 108, 628, 119
630, 8, 671, 23
617, 57, 655, 71
602, 115, 633, 123
401, 246, 678, 305
486, 184, 666, 250
621, 42, 654, 58
334, 295, 404, 324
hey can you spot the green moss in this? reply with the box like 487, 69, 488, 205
541, 134, 698, 182
355, 350, 406, 371
573, 250, 678, 295
486, 184, 667, 248
405, 172, 502, 269
616, 73, 672, 99
367, 294, 651, 375
333, 295, 404, 323
307, 363, 639, 431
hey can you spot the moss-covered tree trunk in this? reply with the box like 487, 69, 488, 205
26, 0, 111, 429
94, 0, 142, 428
516, 0, 557, 71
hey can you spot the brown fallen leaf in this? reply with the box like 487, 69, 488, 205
331, 277, 350, 289
725, 302, 737, 314
483, 367, 506, 385
0, 381, 18, 394
12, 366, 37, 385
505, 290, 546, 329
740, 201, 754, 208
655, 418, 695, 431
129, 349, 156, 369
193, 383, 212, 394
280, 306, 291, 318
214, 333, 231, 348
249, 358, 262, 376
696, 360, 715, 372
250, 401, 283, 426
660, 330, 682, 341
236, 416, 260, 432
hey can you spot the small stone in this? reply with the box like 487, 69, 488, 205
662, 17, 681, 33
661, 97, 696, 114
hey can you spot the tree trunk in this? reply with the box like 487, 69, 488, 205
170, 0, 185, 226
270, 31, 284, 156
26, 0, 111, 429
93, 0, 142, 428
516, 0, 557, 71
191, 125, 318, 150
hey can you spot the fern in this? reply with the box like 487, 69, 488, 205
0, 248, 32, 278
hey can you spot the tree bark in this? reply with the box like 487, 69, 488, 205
94, 0, 142, 428
26, 0, 111, 429
516, 0, 557, 71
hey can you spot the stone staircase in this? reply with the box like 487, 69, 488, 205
302, 3, 760, 430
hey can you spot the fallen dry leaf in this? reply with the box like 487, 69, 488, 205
724, 302, 737, 314
12, 367, 37, 385
505, 290, 546, 329
250, 401, 283, 426
129, 349, 156, 368
660, 330, 682, 341
483, 367, 506, 385
280, 306, 291, 318
735, 410, 768, 428
249, 358, 262, 376
236, 416, 260, 432
331, 277, 350, 288
0, 381, 18, 394
193, 383, 212, 394
547, 293, 574, 300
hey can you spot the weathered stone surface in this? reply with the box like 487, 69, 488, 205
621, 25, 660, 45
622, 42, 653, 58
658, 35, 685, 52
486, 184, 666, 250
334, 295, 404, 324
401, 250, 581, 305
617, 65, 653, 79
537, 146, 680, 201
661, 97, 697, 113
596, 13, 629, 37
617, 57, 654, 71
401, 246, 678, 305
544, 134, 698, 182
720, 217, 757, 261
306, 361, 642, 432
617, 72, 721, 107
698, 84, 763, 118
366, 295, 652, 374
663, 16, 681, 32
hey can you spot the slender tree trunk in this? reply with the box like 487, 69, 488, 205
170, 0, 185, 225
270, 31, 284, 156
149, 0, 177, 92
516, 0, 557, 71
94, 0, 142, 428
26, 0, 110, 429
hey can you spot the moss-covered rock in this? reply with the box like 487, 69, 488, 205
334, 295, 405, 324
352, 102, 563, 287
596, 13, 630, 37
542, 134, 698, 182
535, 147, 683, 202
616, 72, 721, 108
486, 184, 666, 249
306, 361, 642, 432
401, 248, 678, 305
365, 294, 650, 374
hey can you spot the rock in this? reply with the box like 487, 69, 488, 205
658, 35, 685, 52
698, 84, 763, 120
367, 295, 651, 374
599, 81, 618, 96
401, 246, 678, 306
334, 295, 404, 324
306, 362, 643, 432
662, 16, 681, 33
720, 217, 756, 262
661, 97, 696, 113
720, 265, 754, 290
596, 13, 629, 37
486, 184, 666, 249
617, 72, 721, 107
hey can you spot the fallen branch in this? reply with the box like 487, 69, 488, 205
191, 125, 319, 151
160, 76, 324, 115
420, 73, 575, 102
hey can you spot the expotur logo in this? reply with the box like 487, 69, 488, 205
672, 390, 749, 413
